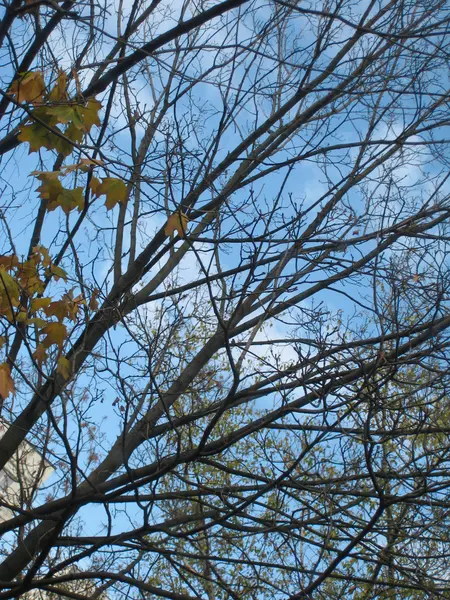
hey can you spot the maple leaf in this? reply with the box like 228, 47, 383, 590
47, 187, 84, 214
57, 356, 71, 380
0, 255, 19, 270
48, 70, 67, 102
31, 297, 52, 312
81, 99, 102, 131
33, 344, 48, 364
9, 71, 46, 104
35, 172, 64, 203
0, 363, 14, 400
40, 322, 67, 348
164, 211, 189, 238
62, 159, 104, 174
89, 176, 101, 196
95, 177, 128, 209
32, 245, 51, 267
89, 288, 100, 311
46, 264, 67, 282
18, 123, 53, 153
0, 268, 20, 306
27, 317, 47, 328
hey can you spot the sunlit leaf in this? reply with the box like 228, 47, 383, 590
9, 71, 46, 104
164, 211, 189, 238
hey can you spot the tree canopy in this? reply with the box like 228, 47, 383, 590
0, 0, 450, 598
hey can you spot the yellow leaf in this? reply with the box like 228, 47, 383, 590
89, 176, 101, 196
0, 337, 5, 349
0, 363, 14, 400
81, 98, 102, 131
35, 172, 64, 203
95, 177, 128, 210
48, 70, 67, 102
0, 268, 20, 305
15, 311, 28, 323
164, 211, 189, 238
27, 317, 47, 328
18, 122, 52, 153
32, 245, 51, 267
40, 322, 67, 348
31, 297, 52, 312
62, 159, 104, 174
9, 71, 46, 104
47, 187, 84, 214
46, 264, 67, 281
33, 344, 48, 364
57, 356, 71, 379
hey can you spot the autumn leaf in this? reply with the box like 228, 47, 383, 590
0, 363, 14, 400
31, 297, 52, 312
47, 187, 84, 214
35, 172, 64, 203
95, 177, 128, 209
48, 70, 68, 102
46, 264, 67, 282
0, 255, 19, 270
40, 322, 67, 348
33, 344, 48, 364
15, 311, 28, 323
89, 176, 101, 196
27, 317, 47, 328
57, 356, 71, 379
0, 337, 5, 350
89, 288, 100, 311
62, 159, 104, 174
18, 122, 53, 154
164, 211, 189, 238
9, 71, 46, 104
81, 98, 102, 131
32, 245, 51, 267
0, 268, 20, 306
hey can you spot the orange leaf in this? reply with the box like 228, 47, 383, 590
89, 288, 100, 311
33, 344, 48, 364
164, 211, 189, 238
0, 363, 14, 400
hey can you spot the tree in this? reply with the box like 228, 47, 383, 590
0, 0, 450, 597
